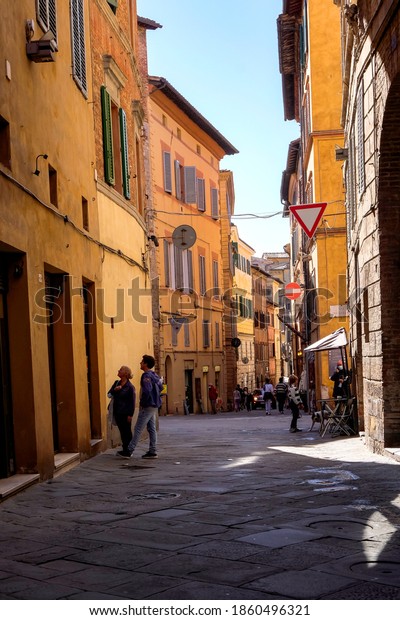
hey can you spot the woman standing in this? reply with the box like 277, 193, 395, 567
108, 366, 136, 457
288, 374, 303, 433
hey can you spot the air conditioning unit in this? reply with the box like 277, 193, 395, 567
26, 31, 57, 63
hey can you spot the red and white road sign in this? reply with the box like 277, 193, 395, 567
289, 203, 327, 238
285, 282, 302, 300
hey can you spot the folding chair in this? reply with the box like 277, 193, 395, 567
320, 398, 345, 438
331, 397, 356, 436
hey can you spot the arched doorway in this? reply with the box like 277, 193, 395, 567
377, 71, 400, 447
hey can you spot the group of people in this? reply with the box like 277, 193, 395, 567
232, 376, 304, 433
109, 357, 349, 455
108, 354, 163, 459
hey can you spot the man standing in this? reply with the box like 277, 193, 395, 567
275, 377, 288, 414
126, 355, 162, 459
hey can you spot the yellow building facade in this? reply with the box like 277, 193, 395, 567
90, 0, 154, 429
147, 77, 237, 414
0, 0, 104, 484
231, 226, 255, 398
278, 0, 348, 400
0, 0, 155, 488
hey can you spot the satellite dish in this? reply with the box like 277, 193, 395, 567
172, 225, 197, 249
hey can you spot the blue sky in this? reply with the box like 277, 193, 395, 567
137, 0, 300, 257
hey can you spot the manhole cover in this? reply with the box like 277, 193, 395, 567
308, 519, 372, 534
350, 561, 400, 580
127, 492, 180, 500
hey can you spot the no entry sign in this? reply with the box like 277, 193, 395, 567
285, 282, 302, 300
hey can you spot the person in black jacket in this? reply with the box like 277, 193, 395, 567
275, 377, 288, 414
108, 366, 136, 457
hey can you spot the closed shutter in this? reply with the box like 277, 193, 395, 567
203, 320, 210, 348
174, 160, 182, 200
101, 86, 115, 185
163, 240, 170, 288
174, 246, 184, 290
197, 178, 205, 211
184, 166, 196, 203
119, 108, 131, 199
211, 188, 219, 219
187, 249, 193, 292
71, 0, 87, 95
163, 151, 172, 193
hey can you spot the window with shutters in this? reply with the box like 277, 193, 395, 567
211, 187, 219, 219
215, 322, 220, 348
163, 151, 172, 193
70, 0, 87, 96
100, 86, 130, 197
197, 178, 206, 211
37, 0, 57, 43
174, 246, 184, 290
212, 260, 219, 297
199, 255, 206, 296
202, 320, 210, 348
184, 166, 197, 203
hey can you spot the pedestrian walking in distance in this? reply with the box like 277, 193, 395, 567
275, 377, 288, 414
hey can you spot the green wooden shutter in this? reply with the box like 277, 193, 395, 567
101, 86, 115, 185
119, 108, 130, 199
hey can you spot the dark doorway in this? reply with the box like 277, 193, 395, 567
184, 369, 193, 413
0, 260, 15, 477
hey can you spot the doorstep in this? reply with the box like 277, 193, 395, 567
0, 473, 39, 501
54, 452, 80, 478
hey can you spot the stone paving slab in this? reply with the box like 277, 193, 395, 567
1, 410, 400, 600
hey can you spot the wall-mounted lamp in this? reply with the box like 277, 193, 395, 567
33, 153, 48, 175
148, 234, 159, 247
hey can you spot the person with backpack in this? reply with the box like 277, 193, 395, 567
122, 355, 162, 459
275, 377, 288, 414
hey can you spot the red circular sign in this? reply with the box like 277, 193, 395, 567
285, 282, 302, 300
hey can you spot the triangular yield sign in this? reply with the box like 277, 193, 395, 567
289, 203, 327, 238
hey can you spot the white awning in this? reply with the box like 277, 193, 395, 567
304, 327, 348, 352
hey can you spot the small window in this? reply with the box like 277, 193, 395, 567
82, 196, 89, 231
184, 322, 190, 347
196, 144, 201, 155
48, 164, 58, 207
212, 260, 219, 296
215, 322, 220, 348
177, 127, 181, 139
0, 115, 11, 169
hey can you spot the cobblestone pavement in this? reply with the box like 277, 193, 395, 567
1, 409, 400, 600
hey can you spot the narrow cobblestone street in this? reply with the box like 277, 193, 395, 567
1, 410, 400, 600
